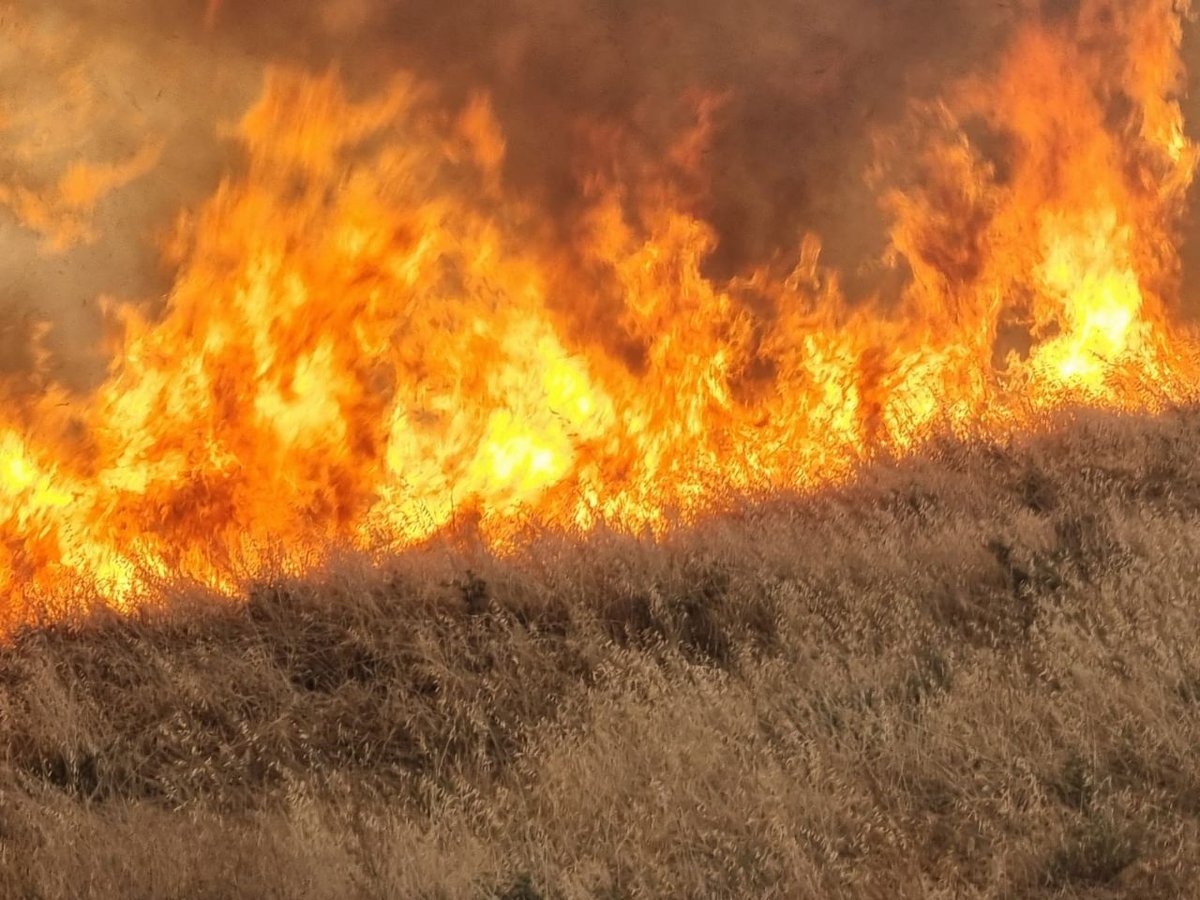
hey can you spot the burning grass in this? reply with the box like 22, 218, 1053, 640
2, 407, 1200, 897
5, 0, 1200, 609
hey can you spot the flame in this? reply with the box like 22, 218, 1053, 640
2, 0, 1200, 616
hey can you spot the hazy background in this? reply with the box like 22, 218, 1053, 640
8, 0, 1195, 391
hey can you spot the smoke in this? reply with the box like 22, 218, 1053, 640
194, 0, 1020, 277
2, 0, 1176, 388
0, 2, 262, 388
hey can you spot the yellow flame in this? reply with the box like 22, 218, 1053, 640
0, 0, 1198, 616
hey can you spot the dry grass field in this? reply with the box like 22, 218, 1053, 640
4, 408, 1200, 898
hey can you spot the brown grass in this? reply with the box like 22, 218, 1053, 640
4, 408, 1200, 898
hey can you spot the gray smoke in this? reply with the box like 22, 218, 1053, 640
7, 0, 1163, 391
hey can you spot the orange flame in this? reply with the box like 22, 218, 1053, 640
2, 0, 1199, 617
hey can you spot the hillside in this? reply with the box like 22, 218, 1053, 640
3, 409, 1200, 898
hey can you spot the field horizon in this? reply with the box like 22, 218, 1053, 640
2, 407, 1200, 898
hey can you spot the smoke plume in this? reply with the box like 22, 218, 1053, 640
2, 0, 1027, 386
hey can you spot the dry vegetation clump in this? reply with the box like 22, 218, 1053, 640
3, 408, 1200, 898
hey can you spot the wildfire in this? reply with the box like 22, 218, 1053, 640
1, 0, 1199, 616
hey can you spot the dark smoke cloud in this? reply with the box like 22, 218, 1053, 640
192, 0, 1020, 277
0, 0, 1053, 388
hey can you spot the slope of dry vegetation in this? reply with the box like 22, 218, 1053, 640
4, 409, 1200, 898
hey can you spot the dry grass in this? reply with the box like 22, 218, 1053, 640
4, 408, 1200, 898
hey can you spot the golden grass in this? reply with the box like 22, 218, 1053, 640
4, 408, 1200, 898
